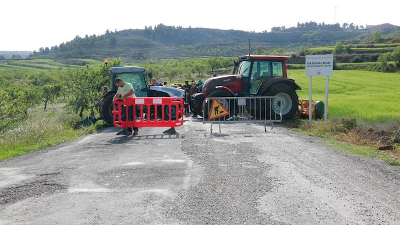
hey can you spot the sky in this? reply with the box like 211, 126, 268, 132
1, 0, 399, 51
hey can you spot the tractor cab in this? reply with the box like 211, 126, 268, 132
233, 55, 288, 96
110, 66, 149, 97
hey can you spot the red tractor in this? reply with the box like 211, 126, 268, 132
192, 55, 301, 120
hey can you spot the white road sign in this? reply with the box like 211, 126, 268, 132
306, 54, 333, 76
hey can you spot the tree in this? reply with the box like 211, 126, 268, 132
108, 37, 117, 48
96, 58, 123, 91
254, 46, 263, 55
9, 86, 41, 116
207, 58, 221, 72
41, 84, 62, 110
391, 46, 400, 69
65, 59, 123, 119
272, 48, 285, 55
345, 45, 352, 54
378, 52, 391, 71
193, 62, 207, 77
372, 31, 383, 43
333, 41, 345, 55
65, 68, 98, 119
167, 68, 178, 83
0, 89, 11, 120
11, 55, 22, 60
271, 27, 282, 32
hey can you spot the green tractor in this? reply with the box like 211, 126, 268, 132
99, 66, 185, 125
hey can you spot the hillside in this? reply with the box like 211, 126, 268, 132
0, 51, 32, 59
30, 23, 384, 60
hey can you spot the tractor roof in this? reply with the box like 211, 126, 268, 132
110, 66, 145, 74
239, 55, 288, 61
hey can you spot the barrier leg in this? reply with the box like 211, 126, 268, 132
163, 127, 177, 135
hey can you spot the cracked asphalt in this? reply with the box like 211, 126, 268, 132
1, 117, 400, 224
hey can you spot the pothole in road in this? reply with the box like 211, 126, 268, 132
95, 165, 187, 189
0, 173, 67, 205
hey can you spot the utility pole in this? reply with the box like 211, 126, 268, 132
334, 6, 337, 24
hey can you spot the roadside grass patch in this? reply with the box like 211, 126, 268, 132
0, 104, 97, 161
327, 140, 400, 166
294, 119, 400, 166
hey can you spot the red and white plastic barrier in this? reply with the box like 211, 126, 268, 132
112, 97, 184, 128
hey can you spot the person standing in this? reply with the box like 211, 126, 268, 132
183, 80, 191, 90
189, 81, 200, 117
151, 78, 158, 86
113, 78, 139, 136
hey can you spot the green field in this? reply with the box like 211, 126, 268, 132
289, 69, 400, 122
306, 44, 397, 55
0, 58, 102, 71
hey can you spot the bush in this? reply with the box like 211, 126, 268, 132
341, 117, 358, 130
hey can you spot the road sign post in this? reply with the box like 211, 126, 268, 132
309, 76, 313, 124
305, 54, 333, 124
325, 76, 329, 121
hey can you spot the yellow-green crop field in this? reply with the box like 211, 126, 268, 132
289, 69, 400, 123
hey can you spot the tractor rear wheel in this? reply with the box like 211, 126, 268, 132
99, 94, 114, 125
267, 84, 298, 120
204, 90, 235, 120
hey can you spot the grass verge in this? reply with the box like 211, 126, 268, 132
292, 118, 400, 166
0, 104, 105, 161
327, 139, 400, 166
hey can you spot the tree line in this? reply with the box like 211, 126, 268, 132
28, 21, 377, 60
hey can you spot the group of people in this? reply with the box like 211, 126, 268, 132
150, 78, 203, 90
150, 79, 169, 87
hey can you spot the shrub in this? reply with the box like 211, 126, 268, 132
341, 117, 358, 130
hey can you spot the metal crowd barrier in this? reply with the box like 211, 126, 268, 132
203, 96, 283, 133
113, 97, 184, 128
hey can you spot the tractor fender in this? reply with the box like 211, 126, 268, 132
102, 90, 117, 99
215, 86, 235, 96
99, 91, 116, 106
258, 78, 301, 95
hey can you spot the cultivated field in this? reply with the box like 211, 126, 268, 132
289, 69, 400, 122
0, 58, 102, 71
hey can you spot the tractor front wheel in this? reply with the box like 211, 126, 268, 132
99, 94, 114, 125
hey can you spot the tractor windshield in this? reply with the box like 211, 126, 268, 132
238, 61, 251, 77
116, 72, 147, 97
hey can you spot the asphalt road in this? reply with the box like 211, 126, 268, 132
1, 117, 400, 225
